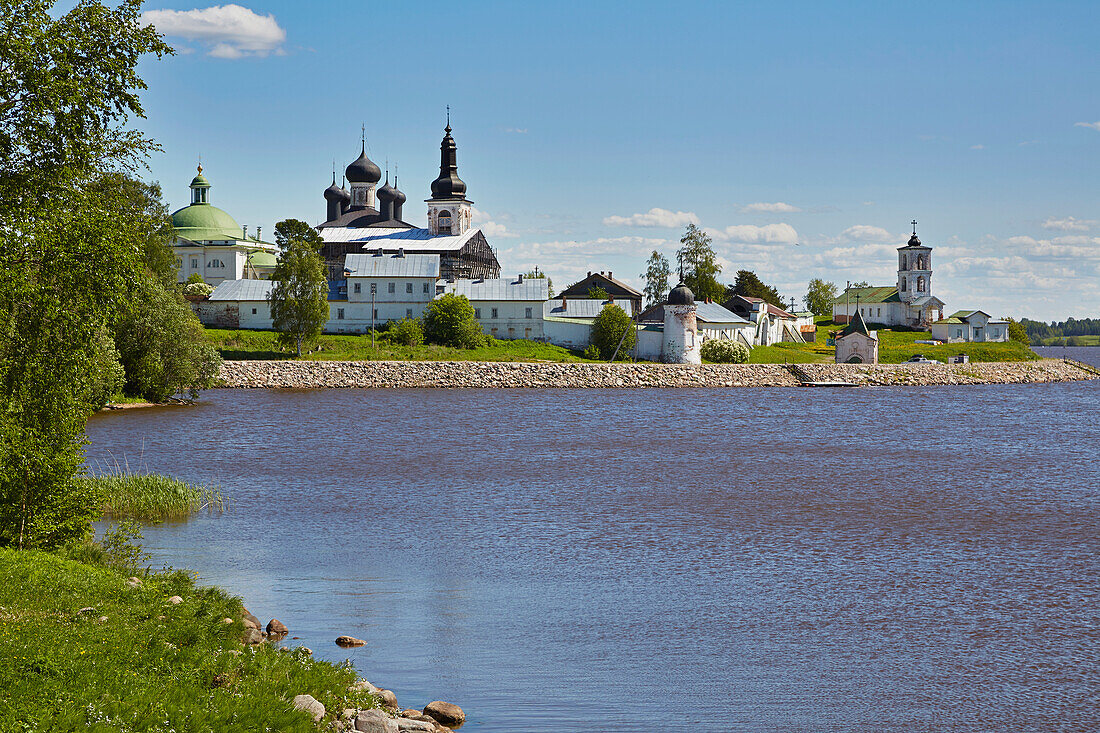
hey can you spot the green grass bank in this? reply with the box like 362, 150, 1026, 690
208, 323, 1036, 366
0, 548, 378, 731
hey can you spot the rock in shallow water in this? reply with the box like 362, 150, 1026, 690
423, 701, 465, 727
267, 618, 288, 635
336, 635, 366, 647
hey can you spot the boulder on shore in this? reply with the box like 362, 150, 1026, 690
336, 635, 366, 647
291, 694, 325, 722
242, 628, 264, 645
423, 701, 465, 728
267, 618, 288, 635
242, 607, 262, 628
354, 709, 398, 733
377, 689, 398, 709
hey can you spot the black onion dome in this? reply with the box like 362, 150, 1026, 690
391, 177, 406, 206
667, 283, 694, 305
907, 232, 922, 247
324, 177, 343, 202
345, 143, 381, 184
430, 124, 467, 199
376, 176, 396, 203
338, 179, 351, 204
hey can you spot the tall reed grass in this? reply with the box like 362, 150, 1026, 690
80, 466, 224, 521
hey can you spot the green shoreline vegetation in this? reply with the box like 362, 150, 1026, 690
0, 547, 379, 731
85, 471, 225, 522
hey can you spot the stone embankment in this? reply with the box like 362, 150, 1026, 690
218, 358, 1098, 389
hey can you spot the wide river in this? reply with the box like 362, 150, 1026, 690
86, 382, 1099, 732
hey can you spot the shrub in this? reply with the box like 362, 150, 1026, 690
583, 344, 601, 360
423, 293, 483, 349
185, 273, 204, 284
182, 281, 213, 297
701, 338, 750, 363
387, 317, 424, 346
591, 304, 635, 359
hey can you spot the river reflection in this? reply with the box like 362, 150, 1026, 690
86, 383, 1100, 732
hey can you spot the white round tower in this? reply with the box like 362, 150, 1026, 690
663, 283, 701, 364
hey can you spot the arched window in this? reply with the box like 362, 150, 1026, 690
917, 276, 925, 292
901, 277, 907, 291
437, 210, 452, 235
917, 255, 926, 270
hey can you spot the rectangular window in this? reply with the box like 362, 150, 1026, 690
423, 282, 429, 293
337, 308, 345, 320
388, 282, 395, 294
491, 308, 498, 319
251, 308, 257, 315
474, 308, 481, 319
491, 327, 498, 335
191, 258, 198, 268
354, 282, 361, 294
406, 283, 413, 294
525, 307, 533, 319
406, 308, 413, 318
876, 308, 880, 317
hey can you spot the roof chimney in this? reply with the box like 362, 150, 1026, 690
397, 248, 405, 258
561, 297, 567, 311
608, 271, 612, 279
517, 273, 523, 282
255, 226, 262, 241
587, 271, 591, 277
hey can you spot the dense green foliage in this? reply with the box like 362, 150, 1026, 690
273, 218, 323, 250
0, 548, 379, 730
701, 339, 750, 364
0, 1, 216, 549
1018, 316, 1100, 345
422, 293, 484, 349
803, 278, 838, 316
1006, 318, 1029, 345
384, 317, 424, 346
269, 229, 330, 357
115, 279, 222, 402
677, 224, 725, 302
642, 250, 671, 305
726, 270, 784, 308
591, 304, 636, 359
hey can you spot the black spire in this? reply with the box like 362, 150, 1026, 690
430, 109, 467, 200
392, 172, 406, 221
324, 165, 344, 222
377, 170, 397, 221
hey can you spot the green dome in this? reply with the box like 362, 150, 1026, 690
190, 172, 210, 188
171, 203, 242, 242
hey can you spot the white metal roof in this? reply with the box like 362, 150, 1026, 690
441, 277, 549, 301
208, 279, 274, 302
543, 298, 633, 319
693, 302, 752, 325
344, 252, 441, 278
320, 225, 481, 253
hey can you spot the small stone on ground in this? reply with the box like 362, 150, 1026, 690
291, 694, 325, 722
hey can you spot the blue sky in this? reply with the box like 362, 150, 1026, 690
135, 1, 1100, 320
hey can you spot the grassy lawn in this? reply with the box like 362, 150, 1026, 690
763, 318, 1040, 364
0, 548, 378, 731
207, 328, 595, 363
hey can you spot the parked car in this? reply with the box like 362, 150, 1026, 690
906, 354, 941, 364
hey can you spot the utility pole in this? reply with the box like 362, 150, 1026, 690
370, 282, 377, 348
845, 280, 851, 324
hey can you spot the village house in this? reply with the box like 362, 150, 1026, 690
930, 310, 1009, 343
724, 295, 809, 346
556, 271, 643, 315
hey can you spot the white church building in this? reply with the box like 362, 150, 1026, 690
832, 224, 945, 328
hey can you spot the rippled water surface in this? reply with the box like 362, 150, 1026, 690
86, 384, 1100, 732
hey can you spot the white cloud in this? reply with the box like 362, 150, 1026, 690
1042, 216, 1094, 232
741, 202, 801, 213
603, 208, 699, 228
707, 223, 799, 244
470, 207, 517, 238
839, 225, 894, 242
503, 127, 528, 134
140, 5, 286, 58
970, 144, 985, 150
1074, 121, 1100, 131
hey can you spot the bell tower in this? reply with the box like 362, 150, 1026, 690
898, 220, 932, 304
426, 108, 472, 236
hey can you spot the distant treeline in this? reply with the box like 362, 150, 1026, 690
1020, 317, 1100, 339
